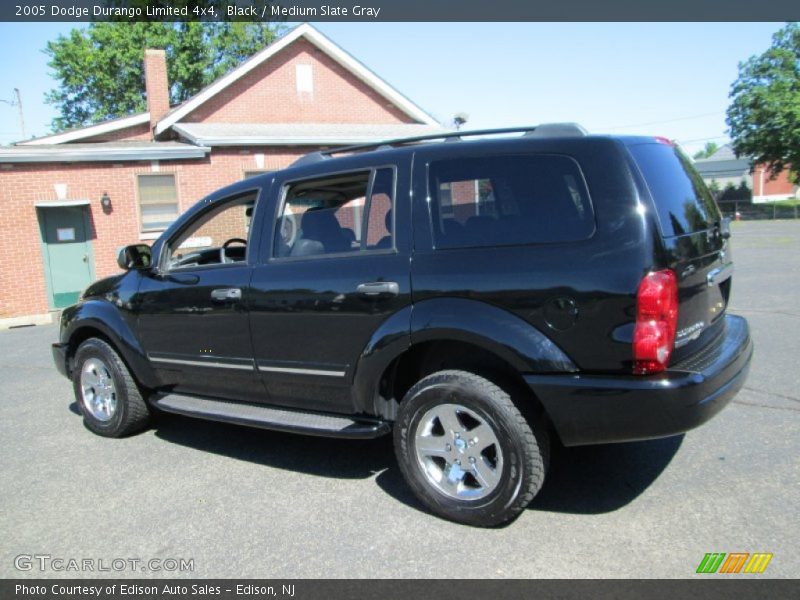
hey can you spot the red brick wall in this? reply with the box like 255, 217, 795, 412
450, 180, 479, 223
0, 148, 308, 318
184, 39, 416, 125
365, 193, 391, 246
80, 123, 152, 143
753, 164, 797, 200
183, 200, 251, 254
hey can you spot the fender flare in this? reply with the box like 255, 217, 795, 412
351, 305, 412, 415
351, 297, 576, 415
61, 300, 159, 389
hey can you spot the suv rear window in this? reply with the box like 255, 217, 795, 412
428, 154, 594, 249
628, 142, 721, 237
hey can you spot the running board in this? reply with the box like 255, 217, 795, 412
152, 394, 390, 439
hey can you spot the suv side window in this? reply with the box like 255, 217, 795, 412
428, 154, 594, 249
274, 168, 395, 258
627, 142, 721, 237
165, 191, 257, 270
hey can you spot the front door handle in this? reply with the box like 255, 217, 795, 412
356, 281, 399, 298
211, 288, 242, 302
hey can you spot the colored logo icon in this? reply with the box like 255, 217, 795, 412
696, 553, 773, 574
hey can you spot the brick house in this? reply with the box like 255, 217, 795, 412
694, 144, 798, 204
0, 24, 443, 323
751, 163, 798, 203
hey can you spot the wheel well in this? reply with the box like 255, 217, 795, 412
66, 327, 114, 374
66, 326, 153, 395
377, 340, 545, 422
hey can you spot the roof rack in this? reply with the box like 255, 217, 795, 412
290, 122, 587, 167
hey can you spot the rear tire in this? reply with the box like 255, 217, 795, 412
393, 369, 548, 527
72, 338, 150, 437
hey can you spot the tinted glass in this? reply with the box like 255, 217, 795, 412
365, 168, 394, 250
274, 168, 395, 258
166, 192, 256, 270
428, 154, 594, 249
628, 142, 721, 237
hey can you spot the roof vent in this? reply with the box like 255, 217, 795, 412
525, 123, 588, 138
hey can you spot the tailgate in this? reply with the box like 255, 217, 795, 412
668, 230, 733, 359
626, 140, 732, 360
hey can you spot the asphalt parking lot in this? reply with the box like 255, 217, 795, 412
1, 220, 798, 579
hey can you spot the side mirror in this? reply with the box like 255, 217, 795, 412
117, 244, 153, 271
719, 216, 732, 240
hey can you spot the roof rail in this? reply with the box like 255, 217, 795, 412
289, 123, 587, 166
290, 151, 328, 167
525, 122, 588, 138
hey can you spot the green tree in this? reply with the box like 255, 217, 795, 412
45, 22, 281, 132
707, 179, 721, 199
726, 22, 800, 180
692, 142, 719, 160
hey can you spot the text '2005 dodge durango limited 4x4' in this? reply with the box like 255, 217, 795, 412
52, 124, 753, 527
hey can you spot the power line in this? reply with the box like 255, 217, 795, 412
677, 134, 730, 144
601, 111, 725, 131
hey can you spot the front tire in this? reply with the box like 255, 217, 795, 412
394, 370, 548, 527
72, 338, 150, 437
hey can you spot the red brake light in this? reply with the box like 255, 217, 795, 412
633, 269, 678, 375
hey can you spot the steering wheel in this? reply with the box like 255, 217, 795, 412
220, 238, 247, 264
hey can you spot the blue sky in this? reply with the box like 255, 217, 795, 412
0, 22, 782, 155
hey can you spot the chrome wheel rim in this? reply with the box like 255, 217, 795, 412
80, 358, 117, 422
414, 403, 504, 501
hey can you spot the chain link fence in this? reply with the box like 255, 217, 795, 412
718, 200, 800, 221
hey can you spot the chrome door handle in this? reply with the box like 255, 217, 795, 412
356, 281, 399, 298
707, 264, 734, 287
211, 288, 242, 302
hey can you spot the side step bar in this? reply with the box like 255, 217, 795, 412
152, 394, 391, 439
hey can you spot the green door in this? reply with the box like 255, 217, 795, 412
39, 206, 95, 309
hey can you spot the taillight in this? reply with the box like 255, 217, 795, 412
633, 269, 678, 375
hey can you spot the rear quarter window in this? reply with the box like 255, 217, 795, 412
628, 142, 721, 237
428, 154, 594, 249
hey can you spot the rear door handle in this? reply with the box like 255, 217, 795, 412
356, 281, 399, 298
211, 288, 242, 302
707, 264, 734, 287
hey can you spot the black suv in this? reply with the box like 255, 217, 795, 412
52, 124, 753, 526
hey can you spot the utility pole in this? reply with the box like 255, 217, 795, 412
1, 88, 26, 140
14, 89, 25, 140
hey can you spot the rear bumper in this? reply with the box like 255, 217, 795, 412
526, 314, 753, 446
52, 342, 69, 378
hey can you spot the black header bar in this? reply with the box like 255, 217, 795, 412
2, 0, 799, 22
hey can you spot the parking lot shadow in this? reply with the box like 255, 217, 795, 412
527, 434, 684, 514
152, 412, 395, 480
373, 434, 685, 519
75, 405, 682, 515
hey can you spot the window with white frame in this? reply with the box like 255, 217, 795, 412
295, 64, 313, 93
138, 174, 179, 232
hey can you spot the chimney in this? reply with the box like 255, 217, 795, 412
144, 49, 169, 138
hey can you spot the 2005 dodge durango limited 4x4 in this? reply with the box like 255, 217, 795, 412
52, 124, 753, 527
